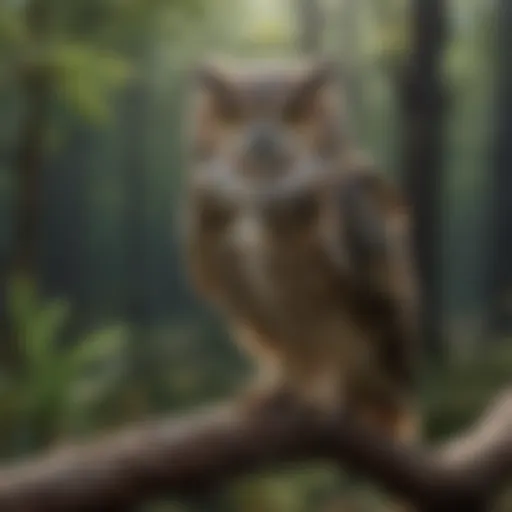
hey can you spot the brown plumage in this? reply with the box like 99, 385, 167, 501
183, 57, 421, 445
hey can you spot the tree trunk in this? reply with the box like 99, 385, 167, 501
489, 0, 512, 335
0, 0, 50, 367
296, 0, 324, 55
399, 0, 448, 360
339, 0, 361, 117
122, 74, 152, 410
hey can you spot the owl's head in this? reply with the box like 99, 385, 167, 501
186, 57, 350, 204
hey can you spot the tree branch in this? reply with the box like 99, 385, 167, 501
0, 391, 512, 512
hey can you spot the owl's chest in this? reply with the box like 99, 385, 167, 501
218, 210, 339, 321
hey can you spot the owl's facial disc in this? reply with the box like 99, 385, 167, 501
190, 58, 343, 205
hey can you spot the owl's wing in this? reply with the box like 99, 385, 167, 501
337, 165, 421, 395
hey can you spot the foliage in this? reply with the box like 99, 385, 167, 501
0, 278, 129, 455
50, 44, 132, 124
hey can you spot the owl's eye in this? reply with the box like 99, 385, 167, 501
267, 193, 320, 232
282, 100, 316, 126
212, 101, 244, 126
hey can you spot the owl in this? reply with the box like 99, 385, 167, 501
183, 57, 421, 444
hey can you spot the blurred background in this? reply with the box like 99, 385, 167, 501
0, 0, 510, 510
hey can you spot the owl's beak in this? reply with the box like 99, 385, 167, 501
241, 122, 290, 176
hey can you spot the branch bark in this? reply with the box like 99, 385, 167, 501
0, 391, 511, 511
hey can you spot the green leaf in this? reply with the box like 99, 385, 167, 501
0, 7, 27, 46
66, 325, 128, 372
23, 299, 70, 371
49, 43, 131, 123
66, 369, 120, 413
6, 277, 38, 342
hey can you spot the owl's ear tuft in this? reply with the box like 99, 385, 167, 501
192, 60, 227, 93
283, 58, 340, 122
190, 59, 242, 121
